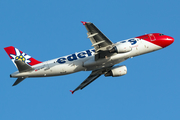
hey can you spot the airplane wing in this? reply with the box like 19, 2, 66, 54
82, 21, 114, 60
70, 67, 112, 94
70, 71, 102, 94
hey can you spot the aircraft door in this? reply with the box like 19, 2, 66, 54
44, 62, 50, 70
148, 34, 156, 41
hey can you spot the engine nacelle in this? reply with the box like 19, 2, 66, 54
110, 42, 132, 53
105, 66, 127, 77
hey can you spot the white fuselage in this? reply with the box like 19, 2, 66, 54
11, 38, 161, 78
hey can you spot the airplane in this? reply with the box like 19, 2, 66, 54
4, 21, 174, 94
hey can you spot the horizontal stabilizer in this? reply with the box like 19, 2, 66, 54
12, 77, 26, 86
15, 60, 34, 72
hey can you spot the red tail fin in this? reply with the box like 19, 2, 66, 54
4, 46, 42, 66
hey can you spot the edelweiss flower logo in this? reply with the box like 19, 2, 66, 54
15, 55, 26, 62
10, 48, 31, 64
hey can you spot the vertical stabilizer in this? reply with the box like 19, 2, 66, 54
4, 46, 42, 67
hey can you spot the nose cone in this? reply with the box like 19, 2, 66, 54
160, 35, 174, 48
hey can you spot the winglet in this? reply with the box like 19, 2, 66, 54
70, 90, 74, 94
81, 21, 87, 25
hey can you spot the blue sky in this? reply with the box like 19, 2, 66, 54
1, 0, 180, 120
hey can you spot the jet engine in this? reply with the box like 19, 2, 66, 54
110, 42, 132, 53
105, 66, 127, 77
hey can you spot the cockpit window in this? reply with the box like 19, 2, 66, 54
159, 34, 164, 36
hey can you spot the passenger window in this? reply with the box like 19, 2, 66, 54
120, 41, 126, 43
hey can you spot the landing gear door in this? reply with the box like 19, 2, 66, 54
148, 34, 156, 41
